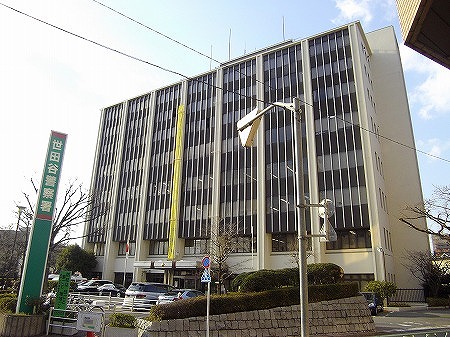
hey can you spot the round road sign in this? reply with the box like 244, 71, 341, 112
202, 256, 211, 268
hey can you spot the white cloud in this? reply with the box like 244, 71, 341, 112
332, 0, 397, 27
400, 45, 450, 120
416, 138, 450, 162
333, 0, 373, 25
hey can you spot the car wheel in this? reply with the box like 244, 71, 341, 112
116, 292, 121, 298
370, 308, 377, 316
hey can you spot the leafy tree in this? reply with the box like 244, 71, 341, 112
55, 244, 96, 278
399, 185, 450, 241
364, 280, 397, 301
402, 250, 450, 297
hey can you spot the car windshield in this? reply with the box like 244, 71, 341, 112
163, 291, 180, 296
362, 293, 375, 301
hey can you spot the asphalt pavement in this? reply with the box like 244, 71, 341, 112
373, 307, 450, 336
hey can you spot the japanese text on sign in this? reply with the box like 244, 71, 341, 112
36, 133, 66, 220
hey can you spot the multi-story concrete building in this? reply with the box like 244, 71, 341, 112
83, 22, 429, 290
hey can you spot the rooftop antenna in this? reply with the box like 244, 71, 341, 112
210, 45, 213, 70
282, 16, 286, 41
228, 28, 232, 60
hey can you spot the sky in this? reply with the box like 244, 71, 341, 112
0, 0, 449, 237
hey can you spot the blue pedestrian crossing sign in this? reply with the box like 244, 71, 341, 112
201, 269, 211, 283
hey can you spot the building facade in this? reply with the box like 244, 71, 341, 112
83, 22, 429, 290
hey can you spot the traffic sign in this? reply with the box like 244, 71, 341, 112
202, 256, 211, 269
201, 269, 211, 283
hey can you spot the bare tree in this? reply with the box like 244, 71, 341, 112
402, 250, 450, 297
287, 236, 314, 267
399, 185, 450, 241
209, 218, 253, 294
22, 178, 108, 270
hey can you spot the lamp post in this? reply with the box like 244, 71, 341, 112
237, 98, 310, 337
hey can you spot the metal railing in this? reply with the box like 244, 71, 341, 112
68, 292, 153, 312
388, 288, 426, 303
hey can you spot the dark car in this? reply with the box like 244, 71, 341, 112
97, 283, 126, 297
76, 279, 113, 293
360, 291, 383, 315
156, 289, 204, 305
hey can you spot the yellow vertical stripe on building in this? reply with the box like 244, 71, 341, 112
168, 105, 185, 260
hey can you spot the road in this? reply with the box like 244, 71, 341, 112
373, 308, 450, 336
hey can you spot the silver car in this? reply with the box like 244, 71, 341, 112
156, 289, 204, 305
124, 282, 175, 309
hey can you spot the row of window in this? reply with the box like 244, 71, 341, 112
88, 104, 123, 243
104, 227, 372, 258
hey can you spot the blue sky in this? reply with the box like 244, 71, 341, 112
0, 0, 449, 232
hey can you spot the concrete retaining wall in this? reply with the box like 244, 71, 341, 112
138, 295, 375, 337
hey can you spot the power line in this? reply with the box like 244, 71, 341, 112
1, 2, 448, 165
0, 1, 260, 104
331, 115, 450, 163
92, 0, 222, 66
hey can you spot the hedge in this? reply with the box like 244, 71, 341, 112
236, 264, 343, 292
148, 281, 359, 321
108, 313, 137, 328
0, 294, 17, 313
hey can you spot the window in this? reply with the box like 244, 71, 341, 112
326, 228, 371, 250
149, 240, 168, 255
94, 243, 105, 256
272, 233, 298, 252
118, 241, 135, 256
184, 239, 209, 255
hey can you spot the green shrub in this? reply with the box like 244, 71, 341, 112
239, 270, 286, 292
0, 295, 17, 313
230, 272, 254, 292
364, 281, 397, 301
234, 264, 343, 293
108, 313, 136, 328
148, 282, 359, 321
426, 297, 449, 307
307, 263, 343, 285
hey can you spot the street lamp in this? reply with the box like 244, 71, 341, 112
237, 98, 336, 337
237, 98, 310, 337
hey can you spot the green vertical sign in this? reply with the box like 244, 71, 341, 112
53, 270, 71, 317
17, 131, 67, 313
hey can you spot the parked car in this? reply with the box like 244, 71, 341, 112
97, 283, 126, 297
360, 291, 383, 315
123, 282, 175, 308
156, 289, 204, 305
76, 279, 113, 293
49, 274, 87, 283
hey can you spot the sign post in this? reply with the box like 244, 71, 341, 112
201, 256, 211, 337
17, 131, 67, 314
